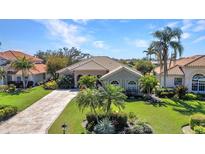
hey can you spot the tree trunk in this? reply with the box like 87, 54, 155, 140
22, 70, 26, 89
163, 49, 168, 88
106, 98, 111, 116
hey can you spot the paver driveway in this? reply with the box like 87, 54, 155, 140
0, 89, 78, 134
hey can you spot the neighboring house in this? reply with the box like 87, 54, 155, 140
154, 55, 205, 94
0, 50, 49, 86
58, 56, 142, 93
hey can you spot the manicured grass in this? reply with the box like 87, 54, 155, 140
0, 86, 52, 111
48, 98, 205, 134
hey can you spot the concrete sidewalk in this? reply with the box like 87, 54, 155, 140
0, 89, 78, 134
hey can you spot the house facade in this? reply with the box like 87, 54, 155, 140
0, 50, 49, 87
154, 55, 205, 94
57, 56, 142, 92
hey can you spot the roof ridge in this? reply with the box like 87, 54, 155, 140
184, 55, 205, 67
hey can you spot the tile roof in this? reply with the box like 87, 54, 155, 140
16, 64, 47, 75
154, 55, 205, 75
100, 66, 142, 80
57, 56, 123, 73
0, 50, 43, 63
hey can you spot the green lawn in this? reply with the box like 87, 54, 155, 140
48, 98, 205, 134
0, 86, 52, 111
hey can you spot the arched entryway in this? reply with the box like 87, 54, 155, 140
192, 74, 205, 93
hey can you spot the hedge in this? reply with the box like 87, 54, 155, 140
0, 105, 17, 121
190, 114, 205, 129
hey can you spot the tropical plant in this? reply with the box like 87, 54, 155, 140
93, 118, 115, 134
11, 56, 34, 88
98, 84, 127, 115
149, 26, 183, 88
134, 60, 154, 75
139, 75, 158, 95
175, 85, 188, 99
75, 88, 102, 121
78, 75, 97, 89
46, 55, 68, 80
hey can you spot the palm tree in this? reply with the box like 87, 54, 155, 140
99, 84, 127, 116
75, 88, 102, 121
150, 26, 183, 88
11, 56, 34, 89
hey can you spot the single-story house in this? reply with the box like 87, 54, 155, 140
57, 56, 142, 93
154, 55, 205, 94
0, 50, 49, 86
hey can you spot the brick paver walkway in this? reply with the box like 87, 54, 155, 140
0, 89, 78, 134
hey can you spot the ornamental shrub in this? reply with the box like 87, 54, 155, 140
57, 75, 74, 89
0, 105, 17, 121
190, 114, 205, 129
43, 80, 58, 90
194, 126, 205, 134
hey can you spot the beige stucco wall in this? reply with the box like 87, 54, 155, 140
74, 70, 108, 87
11, 73, 49, 85
157, 74, 185, 88
183, 66, 205, 92
100, 69, 141, 91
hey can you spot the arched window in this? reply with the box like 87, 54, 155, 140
192, 74, 205, 92
128, 81, 137, 90
128, 81, 136, 85
111, 80, 119, 86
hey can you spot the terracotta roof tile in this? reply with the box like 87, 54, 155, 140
16, 64, 47, 75
0, 50, 43, 63
154, 55, 205, 75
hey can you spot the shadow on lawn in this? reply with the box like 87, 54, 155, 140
166, 99, 205, 115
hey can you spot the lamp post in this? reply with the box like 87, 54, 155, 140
61, 123, 68, 134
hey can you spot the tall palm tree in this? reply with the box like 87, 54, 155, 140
150, 26, 183, 88
75, 88, 102, 121
11, 56, 34, 89
99, 84, 127, 116
144, 42, 163, 84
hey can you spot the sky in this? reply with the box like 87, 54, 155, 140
0, 19, 205, 59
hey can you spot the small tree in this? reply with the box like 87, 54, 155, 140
12, 56, 34, 89
46, 55, 68, 80
139, 75, 158, 95
134, 60, 154, 75
75, 88, 102, 121
99, 84, 127, 115
78, 75, 97, 89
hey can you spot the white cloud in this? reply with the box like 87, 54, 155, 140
133, 39, 149, 48
193, 36, 205, 43
182, 32, 190, 39
93, 41, 108, 49
72, 19, 90, 25
166, 21, 179, 28
182, 20, 193, 31
193, 20, 205, 32
35, 19, 87, 47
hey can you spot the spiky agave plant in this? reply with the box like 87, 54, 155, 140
93, 118, 115, 134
